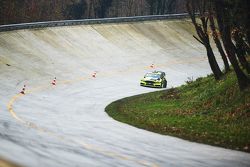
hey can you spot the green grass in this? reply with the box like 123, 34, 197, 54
105, 71, 250, 152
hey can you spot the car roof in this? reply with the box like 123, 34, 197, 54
151, 71, 164, 74
145, 71, 164, 76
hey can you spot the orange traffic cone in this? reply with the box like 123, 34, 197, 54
20, 85, 26, 94
92, 72, 97, 78
51, 77, 56, 86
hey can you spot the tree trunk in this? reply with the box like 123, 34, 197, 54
206, 44, 224, 80
224, 33, 250, 90
233, 31, 250, 74
209, 14, 230, 73
235, 45, 250, 74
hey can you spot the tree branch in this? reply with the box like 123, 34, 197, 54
193, 35, 205, 45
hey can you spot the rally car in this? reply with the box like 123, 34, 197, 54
140, 71, 167, 88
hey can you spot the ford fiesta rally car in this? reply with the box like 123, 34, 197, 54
140, 71, 167, 88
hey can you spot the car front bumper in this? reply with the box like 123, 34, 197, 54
140, 81, 162, 88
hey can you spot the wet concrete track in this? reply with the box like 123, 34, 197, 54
0, 19, 249, 167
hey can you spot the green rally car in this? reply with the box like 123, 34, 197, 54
140, 71, 167, 88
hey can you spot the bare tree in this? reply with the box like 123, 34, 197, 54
186, 0, 223, 80
208, 5, 230, 73
213, 0, 250, 90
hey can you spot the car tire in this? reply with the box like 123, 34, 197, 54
163, 81, 167, 88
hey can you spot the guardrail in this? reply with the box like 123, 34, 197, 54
0, 13, 189, 32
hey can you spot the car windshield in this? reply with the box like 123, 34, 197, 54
145, 73, 160, 79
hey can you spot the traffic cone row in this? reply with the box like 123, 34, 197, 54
20, 77, 57, 95
19, 71, 98, 95
19, 64, 157, 95
19, 64, 161, 94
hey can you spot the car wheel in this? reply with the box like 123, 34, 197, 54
163, 81, 167, 88
161, 82, 165, 88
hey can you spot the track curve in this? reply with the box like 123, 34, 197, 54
0, 19, 249, 167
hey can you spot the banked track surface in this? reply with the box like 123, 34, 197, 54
0, 19, 249, 167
